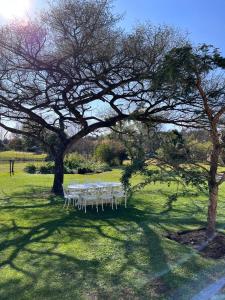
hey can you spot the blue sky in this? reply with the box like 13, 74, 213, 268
34, 0, 225, 54
114, 0, 224, 52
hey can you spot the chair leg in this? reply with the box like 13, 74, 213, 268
63, 198, 67, 208
101, 199, 104, 211
115, 197, 118, 210
77, 200, 81, 210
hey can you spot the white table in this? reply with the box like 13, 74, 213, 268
67, 182, 122, 190
67, 182, 125, 212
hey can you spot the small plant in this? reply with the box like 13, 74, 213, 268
24, 164, 37, 174
39, 162, 55, 174
92, 162, 112, 173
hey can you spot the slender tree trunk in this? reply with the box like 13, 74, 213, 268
206, 129, 221, 238
207, 181, 218, 238
52, 150, 65, 196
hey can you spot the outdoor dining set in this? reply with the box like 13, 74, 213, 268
63, 182, 127, 212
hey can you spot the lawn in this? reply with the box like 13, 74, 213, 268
0, 151, 46, 161
0, 163, 225, 299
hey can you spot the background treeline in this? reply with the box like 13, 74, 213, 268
2, 125, 225, 171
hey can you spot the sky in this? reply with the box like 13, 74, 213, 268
113, 0, 225, 53
33, 0, 225, 54
0, 0, 224, 53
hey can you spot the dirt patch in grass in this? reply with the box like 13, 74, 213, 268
148, 278, 171, 294
166, 228, 225, 259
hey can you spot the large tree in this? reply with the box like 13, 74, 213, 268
154, 44, 225, 237
0, 0, 185, 194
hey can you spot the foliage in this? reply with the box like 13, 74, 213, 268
94, 140, 127, 166
95, 143, 113, 165
187, 140, 211, 162
112, 121, 160, 161
0, 0, 183, 194
182, 130, 212, 162
121, 158, 208, 199
7, 138, 25, 151
121, 159, 146, 192
24, 153, 112, 174
91, 162, 112, 173
39, 162, 55, 174
157, 130, 190, 164
64, 153, 112, 174
24, 164, 37, 174
0, 140, 6, 151
154, 44, 225, 236
64, 153, 86, 170
118, 126, 207, 200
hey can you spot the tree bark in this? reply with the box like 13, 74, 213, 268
207, 182, 218, 238
51, 151, 65, 196
206, 129, 221, 238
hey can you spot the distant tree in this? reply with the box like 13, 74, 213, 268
0, 139, 6, 151
95, 143, 114, 165
8, 137, 24, 151
22, 135, 43, 153
95, 139, 127, 165
113, 141, 128, 165
69, 137, 97, 157
187, 140, 211, 162
111, 121, 161, 161
158, 130, 190, 164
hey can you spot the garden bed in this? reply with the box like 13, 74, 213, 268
166, 228, 225, 259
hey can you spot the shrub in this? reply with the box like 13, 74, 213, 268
24, 153, 112, 174
91, 162, 112, 173
64, 153, 86, 169
94, 143, 113, 165
39, 162, 55, 174
77, 167, 93, 174
187, 140, 212, 162
94, 140, 127, 166
24, 164, 37, 174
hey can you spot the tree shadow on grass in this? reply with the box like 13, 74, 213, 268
0, 186, 219, 299
0, 186, 60, 210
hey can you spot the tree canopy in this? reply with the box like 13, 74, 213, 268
0, 0, 186, 194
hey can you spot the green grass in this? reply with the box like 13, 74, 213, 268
0, 151, 46, 161
0, 164, 225, 299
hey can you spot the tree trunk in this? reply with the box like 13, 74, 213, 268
206, 130, 221, 238
52, 151, 64, 196
207, 181, 218, 238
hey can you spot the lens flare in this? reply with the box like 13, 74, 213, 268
0, 0, 31, 20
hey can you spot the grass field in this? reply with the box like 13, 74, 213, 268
0, 162, 225, 299
0, 151, 46, 161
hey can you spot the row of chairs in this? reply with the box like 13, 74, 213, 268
63, 185, 127, 212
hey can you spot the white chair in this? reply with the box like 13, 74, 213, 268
71, 190, 82, 207
63, 187, 75, 208
112, 187, 127, 208
99, 186, 115, 209
81, 189, 99, 213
